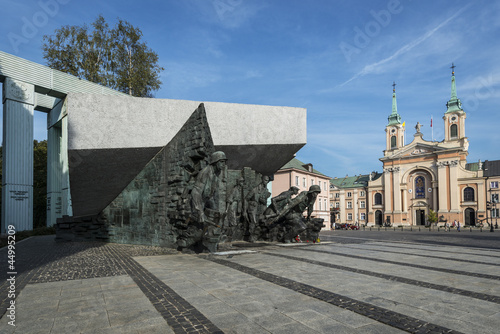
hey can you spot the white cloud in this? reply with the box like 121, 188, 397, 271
338, 4, 473, 87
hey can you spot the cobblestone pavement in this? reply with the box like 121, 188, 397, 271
1, 231, 499, 333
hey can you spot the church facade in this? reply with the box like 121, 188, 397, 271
330, 67, 500, 227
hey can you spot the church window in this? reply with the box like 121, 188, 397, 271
390, 135, 397, 149
464, 187, 475, 202
360, 213, 366, 220
415, 176, 425, 198
347, 213, 353, 220
374, 193, 382, 205
347, 192, 352, 197
450, 124, 458, 138
347, 201, 352, 209
360, 200, 365, 208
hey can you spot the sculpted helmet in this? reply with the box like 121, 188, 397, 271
210, 151, 227, 164
309, 185, 321, 193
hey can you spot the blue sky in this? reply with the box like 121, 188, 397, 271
1, 0, 499, 178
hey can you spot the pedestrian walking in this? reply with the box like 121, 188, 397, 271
457, 221, 461, 232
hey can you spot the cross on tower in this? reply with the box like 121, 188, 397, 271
451, 63, 456, 75
392, 81, 396, 92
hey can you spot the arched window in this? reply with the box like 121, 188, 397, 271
464, 187, 475, 202
450, 124, 458, 138
415, 176, 425, 198
374, 193, 382, 205
390, 136, 396, 149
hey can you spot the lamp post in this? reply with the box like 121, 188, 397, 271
494, 201, 498, 229
487, 201, 493, 232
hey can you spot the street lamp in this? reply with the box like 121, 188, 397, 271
487, 201, 493, 232
494, 201, 498, 229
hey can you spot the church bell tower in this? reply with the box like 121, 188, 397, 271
385, 82, 405, 154
443, 63, 467, 143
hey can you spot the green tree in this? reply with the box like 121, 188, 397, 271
42, 15, 164, 97
427, 209, 438, 225
33, 140, 48, 228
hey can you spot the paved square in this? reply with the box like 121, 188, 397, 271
1, 231, 499, 333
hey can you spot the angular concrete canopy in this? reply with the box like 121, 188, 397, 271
66, 93, 306, 217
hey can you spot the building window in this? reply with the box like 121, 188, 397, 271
374, 193, 382, 205
492, 193, 499, 203
347, 192, 352, 197
303, 178, 307, 188
295, 176, 299, 186
335, 202, 339, 208
415, 176, 425, 198
492, 209, 500, 218
491, 181, 499, 189
311, 179, 314, 186
319, 200, 322, 210
318, 181, 321, 189
360, 213, 366, 220
360, 191, 365, 197
324, 182, 327, 191
330, 193, 333, 199
324, 199, 327, 210
347, 201, 352, 209
335, 193, 340, 198
450, 124, 458, 138
347, 213, 352, 220
391, 135, 396, 149
464, 187, 475, 202
360, 201, 365, 208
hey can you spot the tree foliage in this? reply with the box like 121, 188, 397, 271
42, 15, 164, 97
427, 209, 438, 224
33, 140, 48, 228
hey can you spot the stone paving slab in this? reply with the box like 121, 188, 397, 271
0, 275, 173, 334
1, 233, 500, 333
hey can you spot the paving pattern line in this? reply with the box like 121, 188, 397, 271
321, 235, 500, 253
322, 243, 500, 266
104, 245, 223, 334
300, 247, 500, 280
203, 255, 464, 334
262, 251, 500, 304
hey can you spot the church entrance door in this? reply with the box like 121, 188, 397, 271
375, 210, 383, 226
416, 209, 426, 225
465, 208, 475, 226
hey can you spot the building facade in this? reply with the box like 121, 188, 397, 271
273, 158, 331, 228
330, 68, 500, 227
